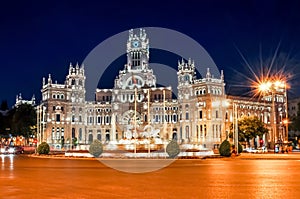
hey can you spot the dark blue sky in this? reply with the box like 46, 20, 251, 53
1, 0, 300, 106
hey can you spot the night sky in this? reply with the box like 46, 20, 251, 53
1, 0, 300, 107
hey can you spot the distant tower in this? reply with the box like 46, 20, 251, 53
66, 62, 86, 103
177, 58, 195, 100
177, 58, 195, 86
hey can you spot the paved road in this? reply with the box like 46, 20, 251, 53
1, 155, 300, 199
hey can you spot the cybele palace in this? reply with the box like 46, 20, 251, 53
37, 29, 288, 150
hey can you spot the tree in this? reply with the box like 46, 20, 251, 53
0, 108, 14, 136
230, 116, 268, 146
11, 104, 37, 139
0, 100, 9, 111
290, 102, 300, 132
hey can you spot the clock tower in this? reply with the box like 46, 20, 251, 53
114, 29, 156, 89
126, 28, 149, 70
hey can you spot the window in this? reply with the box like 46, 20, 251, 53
185, 112, 189, 120
216, 110, 218, 118
173, 114, 177, 123
199, 110, 203, 119
72, 115, 75, 122
79, 128, 82, 141
97, 130, 101, 140
88, 130, 93, 144
185, 126, 189, 139
52, 127, 55, 140
72, 128, 75, 139
105, 115, 109, 124
200, 125, 203, 137
56, 114, 60, 122
56, 128, 60, 140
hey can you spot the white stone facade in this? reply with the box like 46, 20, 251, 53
37, 29, 288, 149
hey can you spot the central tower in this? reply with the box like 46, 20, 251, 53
126, 28, 149, 70
114, 29, 156, 89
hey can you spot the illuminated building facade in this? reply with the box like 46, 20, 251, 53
37, 29, 288, 149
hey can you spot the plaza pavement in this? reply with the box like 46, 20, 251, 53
232, 151, 300, 160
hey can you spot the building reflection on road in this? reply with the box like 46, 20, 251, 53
1, 154, 14, 172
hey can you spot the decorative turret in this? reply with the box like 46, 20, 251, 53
177, 58, 195, 86
65, 62, 86, 103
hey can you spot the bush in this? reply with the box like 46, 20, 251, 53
219, 140, 231, 157
37, 142, 50, 155
166, 140, 180, 158
89, 140, 103, 157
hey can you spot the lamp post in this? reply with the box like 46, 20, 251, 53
258, 79, 287, 150
234, 103, 239, 155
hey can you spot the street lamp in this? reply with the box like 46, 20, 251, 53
234, 103, 239, 155
258, 79, 287, 150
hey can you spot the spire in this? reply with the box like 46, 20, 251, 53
206, 68, 211, 79
42, 77, 45, 86
140, 28, 143, 38
69, 62, 73, 74
48, 74, 52, 84
129, 29, 133, 40
221, 70, 224, 80
31, 94, 36, 105
80, 63, 85, 75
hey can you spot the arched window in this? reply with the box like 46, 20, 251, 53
72, 128, 75, 139
79, 128, 82, 141
97, 130, 101, 141
88, 133, 93, 144
185, 125, 189, 139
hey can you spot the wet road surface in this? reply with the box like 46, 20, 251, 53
1, 155, 300, 199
